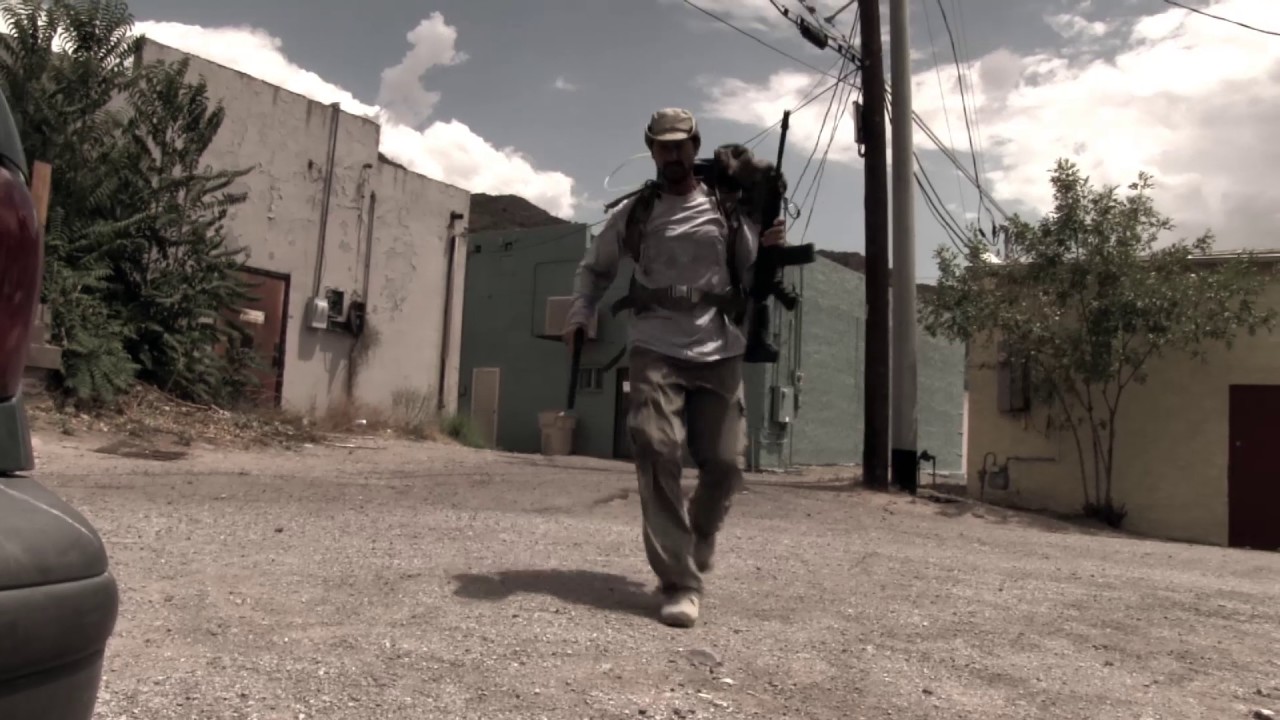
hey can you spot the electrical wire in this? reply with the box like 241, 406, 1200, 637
934, 0, 986, 227
915, 158, 971, 251
950, 0, 990, 210
741, 61, 863, 149
765, 0, 1010, 221
823, 0, 856, 24
883, 97, 975, 252
735, 0, 996, 253
917, 172, 968, 253
792, 16, 859, 196
794, 64, 859, 244
679, 0, 845, 79
920, 0, 969, 221
1162, 0, 1280, 36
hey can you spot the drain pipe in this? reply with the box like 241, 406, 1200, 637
312, 101, 341, 296
436, 211, 465, 414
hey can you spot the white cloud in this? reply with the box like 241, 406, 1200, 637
699, 68, 862, 164
553, 76, 578, 92
133, 19, 578, 218
698, 0, 1280, 248
1045, 13, 1109, 40
376, 12, 468, 127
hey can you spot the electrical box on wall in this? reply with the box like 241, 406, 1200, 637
325, 288, 345, 325
306, 296, 330, 330
770, 385, 795, 424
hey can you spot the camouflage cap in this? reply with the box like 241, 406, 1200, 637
645, 108, 699, 147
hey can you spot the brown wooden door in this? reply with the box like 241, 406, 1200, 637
470, 368, 500, 448
231, 269, 289, 408
1228, 384, 1280, 551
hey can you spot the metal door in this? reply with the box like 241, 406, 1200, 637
1228, 384, 1280, 550
231, 268, 288, 408
470, 368, 500, 449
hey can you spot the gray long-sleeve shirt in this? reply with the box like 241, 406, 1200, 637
565, 183, 759, 363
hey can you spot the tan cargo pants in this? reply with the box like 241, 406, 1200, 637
627, 345, 746, 595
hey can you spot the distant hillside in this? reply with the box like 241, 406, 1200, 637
817, 249, 867, 274
468, 193, 571, 234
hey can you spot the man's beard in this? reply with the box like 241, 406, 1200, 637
660, 160, 692, 185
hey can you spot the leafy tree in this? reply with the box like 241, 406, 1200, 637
0, 0, 145, 404
115, 57, 258, 404
0, 0, 258, 407
921, 159, 1276, 526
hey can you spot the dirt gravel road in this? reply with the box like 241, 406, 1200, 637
25, 431, 1280, 720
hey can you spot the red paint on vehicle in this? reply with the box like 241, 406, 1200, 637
0, 163, 42, 401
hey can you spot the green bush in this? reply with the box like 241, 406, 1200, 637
441, 413, 486, 448
0, 0, 256, 408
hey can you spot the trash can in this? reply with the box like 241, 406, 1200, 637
538, 410, 577, 456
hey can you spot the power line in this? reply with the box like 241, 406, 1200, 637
793, 16, 859, 196
679, 0, 843, 78
1162, 0, 1280, 37
950, 0, 989, 196
915, 158, 970, 251
824, 0, 856, 24
760, 0, 1011, 221
920, 0, 969, 222
917, 174, 967, 253
933, 0, 986, 227
742, 61, 862, 148
796, 69, 857, 244
908, 101, 1009, 220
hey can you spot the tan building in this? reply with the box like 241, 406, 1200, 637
964, 253, 1280, 551
136, 40, 470, 418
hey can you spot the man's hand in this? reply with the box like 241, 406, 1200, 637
761, 218, 787, 247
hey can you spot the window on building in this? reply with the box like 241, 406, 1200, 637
996, 340, 1030, 413
578, 367, 604, 392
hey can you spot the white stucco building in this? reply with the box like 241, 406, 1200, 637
137, 40, 470, 418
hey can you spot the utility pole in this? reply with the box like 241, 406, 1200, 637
858, 0, 891, 490
889, 0, 919, 494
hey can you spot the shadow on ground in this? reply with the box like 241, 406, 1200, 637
452, 569, 656, 618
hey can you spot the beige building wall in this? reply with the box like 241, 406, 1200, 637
360, 158, 469, 415
965, 275, 1280, 547
137, 40, 470, 417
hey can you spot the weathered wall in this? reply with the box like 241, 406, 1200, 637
138, 41, 468, 417
964, 274, 1280, 547
358, 158, 470, 415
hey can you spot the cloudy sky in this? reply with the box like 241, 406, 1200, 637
123, 0, 1279, 278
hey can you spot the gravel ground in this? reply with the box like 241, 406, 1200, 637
24, 430, 1280, 720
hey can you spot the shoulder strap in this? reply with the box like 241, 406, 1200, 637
607, 178, 746, 319
709, 184, 744, 294
621, 181, 662, 264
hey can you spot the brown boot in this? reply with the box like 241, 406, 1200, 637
659, 589, 701, 628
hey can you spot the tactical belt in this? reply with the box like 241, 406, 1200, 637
610, 277, 746, 317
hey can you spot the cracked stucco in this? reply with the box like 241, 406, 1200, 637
140, 40, 470, 417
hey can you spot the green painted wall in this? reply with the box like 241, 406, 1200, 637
458, 229, 965, 472
458, 224, 633, 458
750, 256, 966, 472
